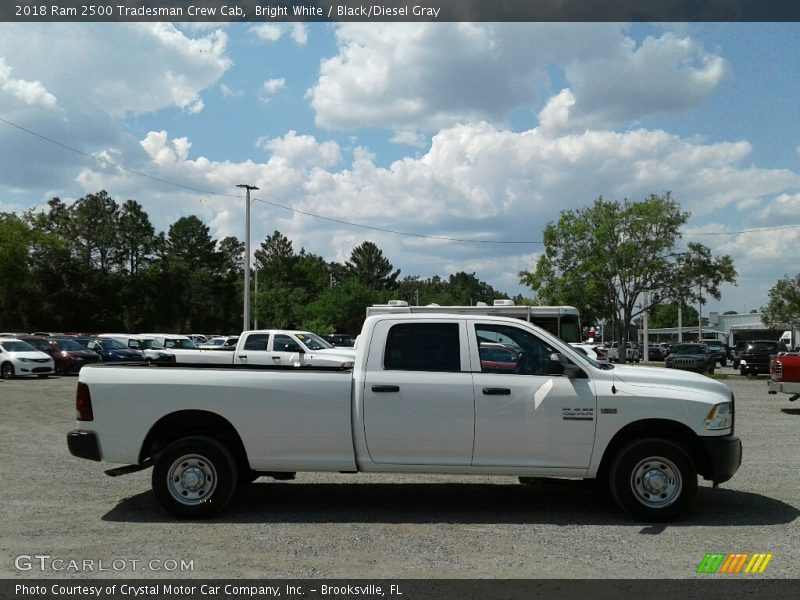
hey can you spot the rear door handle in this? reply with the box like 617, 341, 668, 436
482, 387, 511, 395
371, 385, 400, 393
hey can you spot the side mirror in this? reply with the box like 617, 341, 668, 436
550, 352, 586, 379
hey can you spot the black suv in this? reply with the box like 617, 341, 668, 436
739, 340, 787, 376
701, 339, 727, 367
665, 343, 715, 374
730, 340, 749, 369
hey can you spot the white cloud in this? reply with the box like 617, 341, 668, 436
0, 23, 231, 118
220, 83, 243, 98
263, 78, 286, 94
308, 24, 726, 135
251, 24, 282, 43
0, 57, 57, 109
67, 121, 799, 310
290, 24, 308, 46
250, 23, 308, 46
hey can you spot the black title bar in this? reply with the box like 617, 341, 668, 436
4, 0, 800, 23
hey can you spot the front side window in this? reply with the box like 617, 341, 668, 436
274, 334, 302, 352
476, 324, 557, 375
384, 323, 461, 372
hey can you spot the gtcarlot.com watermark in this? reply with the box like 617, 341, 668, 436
14, 554, 194, 573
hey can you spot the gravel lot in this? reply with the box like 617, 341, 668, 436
1, 368, 798, 579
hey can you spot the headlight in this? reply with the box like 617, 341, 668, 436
705, 402, 733, 430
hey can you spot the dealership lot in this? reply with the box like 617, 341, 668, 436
1, 370, 798, 579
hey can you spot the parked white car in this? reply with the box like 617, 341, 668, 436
607, 341, 640, 363
569, 343, 608, 363
0, 337, 55, 379
198, 336, 239, 350
98, 334, 176, 364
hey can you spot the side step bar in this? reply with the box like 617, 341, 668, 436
105, 458, 153, 477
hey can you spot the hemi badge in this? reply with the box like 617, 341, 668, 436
601, 408, 618, 414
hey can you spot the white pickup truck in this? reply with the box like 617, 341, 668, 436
67, 313, 741, 522
134, 331, 355, 367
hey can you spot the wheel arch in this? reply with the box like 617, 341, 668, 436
139, 410, 250, 472
597, 419, 711, 482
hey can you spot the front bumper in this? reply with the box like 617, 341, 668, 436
700, 435, 742, 484
67, 430, 101, 461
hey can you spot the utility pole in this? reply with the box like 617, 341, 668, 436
236, 184, 258, 332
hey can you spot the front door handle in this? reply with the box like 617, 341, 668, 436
371, 385, 400, 393
482, 387, 511, 395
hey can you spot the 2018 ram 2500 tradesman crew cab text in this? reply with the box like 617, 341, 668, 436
67, 313, 741, 522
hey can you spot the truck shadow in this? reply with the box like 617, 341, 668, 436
102, 480, 798, 529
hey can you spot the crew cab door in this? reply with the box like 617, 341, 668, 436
362, 319, 475, 465
234, 332, 272, 365
470, 322, 597, 469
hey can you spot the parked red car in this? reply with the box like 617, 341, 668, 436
19, 335, 101, 374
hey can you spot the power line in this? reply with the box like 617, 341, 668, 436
3, 116, 800, 241
251, 196, 540, 244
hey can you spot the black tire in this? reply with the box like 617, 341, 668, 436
608, 438, 697, 521
706, 364, 715, 375
740, 366, 747, 377
151, 436, 238, 519
720, 359, 727, 367
1, 362, 15, 380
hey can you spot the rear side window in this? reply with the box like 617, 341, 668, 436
384, 323, 461, 372
243, 333, 269, 351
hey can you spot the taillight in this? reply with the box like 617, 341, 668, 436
76, 382, 93, 421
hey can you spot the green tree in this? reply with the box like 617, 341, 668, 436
346, 241, 400, 290
520, 193, 737, 361
159, 215, 223, 331
762, 273, 800, 347
648, 302, 699, 329
0, 213, 36, 329
302, 279, 387, 334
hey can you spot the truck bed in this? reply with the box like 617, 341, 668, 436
80, 364, 357, 471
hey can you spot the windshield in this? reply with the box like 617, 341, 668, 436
747, 342, 778, 352
203, 338, 226, 346
165, 338, 198, 349
1, 340, 38, 352
56, 339, 85, 351
140, 339, 164, 350
296, 333, 333, 351
673, 345, 704, 355
99, 339, 127, 350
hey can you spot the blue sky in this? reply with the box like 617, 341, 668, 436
1, 21, 799, 318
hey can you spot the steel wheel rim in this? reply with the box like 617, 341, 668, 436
166, 453, 218, 506
630, 455, 682, 508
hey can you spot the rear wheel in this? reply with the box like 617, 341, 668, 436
152, 436, 238, 519
609, 438, 697, 521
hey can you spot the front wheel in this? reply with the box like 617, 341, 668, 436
609, 438, 697, 521
152, 436, 238, 519
1, 362, 15, 379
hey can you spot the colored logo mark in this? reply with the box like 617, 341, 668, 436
697, 552, 773, 574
